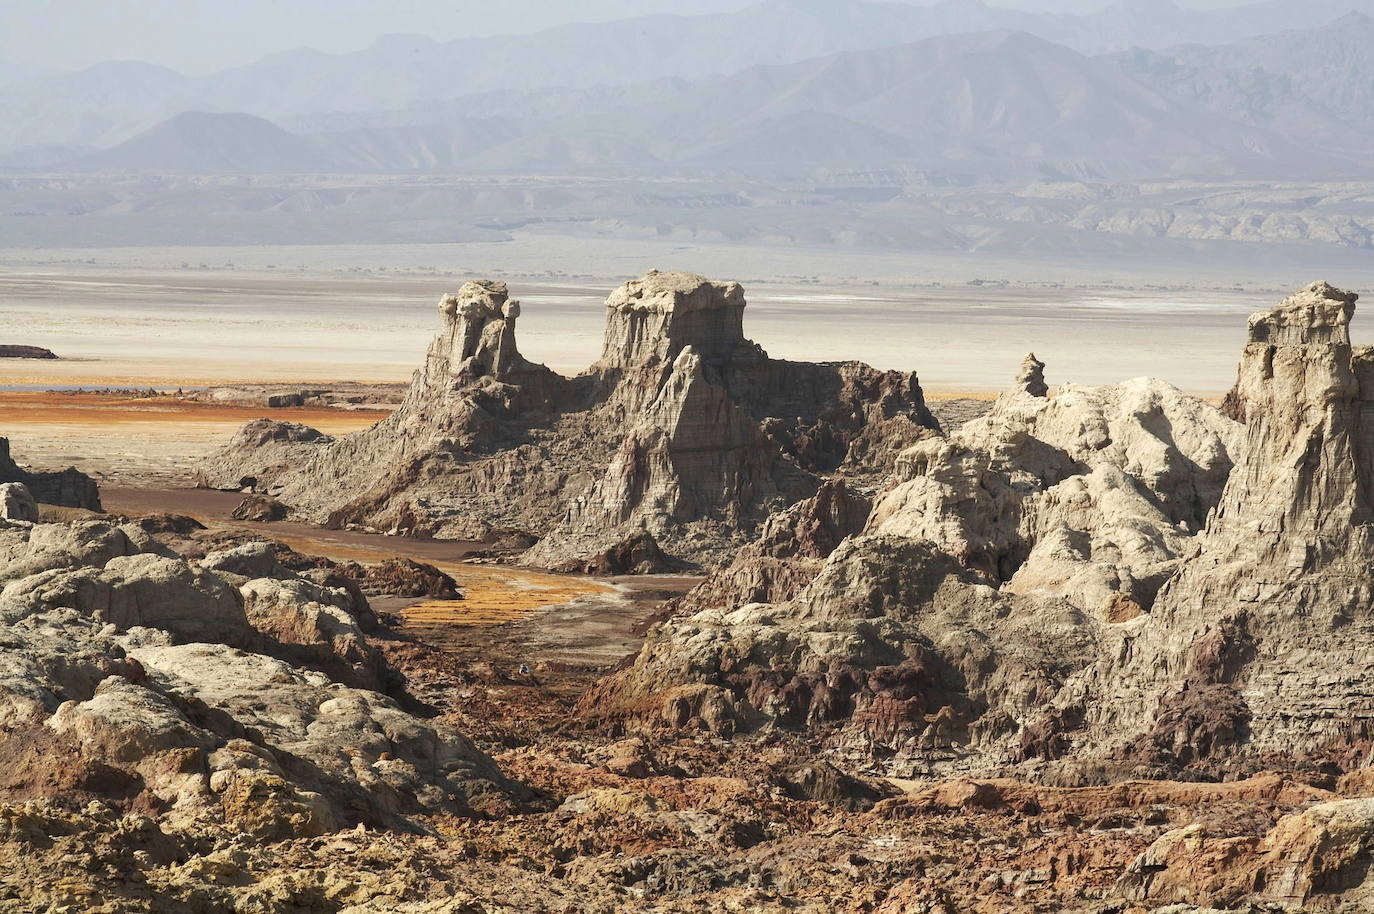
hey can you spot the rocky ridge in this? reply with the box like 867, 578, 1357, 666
201, 271, 937, 568
592, 283, 1374, 801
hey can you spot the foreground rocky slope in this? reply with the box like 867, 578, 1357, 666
0, 498, 1369, 912
0, 511, 515, 842
201, 271, 936, 568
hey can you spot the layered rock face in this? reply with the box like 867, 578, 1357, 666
1044, 282, 1374, 772
592, 284, 1374, 795
202, 271, 936, 567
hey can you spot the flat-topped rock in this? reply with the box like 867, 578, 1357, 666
1246, 280, 1357, 346
0, 345, 57, 360
598, 270, 747, 369
201, 271, 934, 567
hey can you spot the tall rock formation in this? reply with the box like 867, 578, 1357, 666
201, 271, 937, 567
595, 271, 747, 371
591, 281, 1374, 785
1042, 282, 1374, 773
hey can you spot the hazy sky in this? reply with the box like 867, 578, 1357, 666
0, 0, 1266, 79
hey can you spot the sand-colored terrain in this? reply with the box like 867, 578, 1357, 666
0, 391, 389, 484
0, 256, 1311, 395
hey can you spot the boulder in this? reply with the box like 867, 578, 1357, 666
0, 483, 37, 523
230, 494, 288, 522
553, 530, 671, 576
341, 557, 461, 599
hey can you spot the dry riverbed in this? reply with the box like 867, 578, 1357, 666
100, 487, 695, 673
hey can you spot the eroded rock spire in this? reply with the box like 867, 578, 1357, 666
432, 279, 526, 382
1016, 352, 1048, 397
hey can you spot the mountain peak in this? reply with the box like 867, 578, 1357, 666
66, 110, 333, 174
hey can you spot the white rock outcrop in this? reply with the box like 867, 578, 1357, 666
593, 282, 1374, 784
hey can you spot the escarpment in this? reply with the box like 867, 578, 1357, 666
592, 282, 1374, 792
0, 437, 101, 512
1050, 281, 1374, 773
202, 271, 937, 567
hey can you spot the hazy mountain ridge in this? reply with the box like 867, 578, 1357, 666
50, 27, 1355, 182
4, 0, 1373, 157
1113, 12, 1374, 162
4, 0, 1372, 260
596, 30, 1317, 178
71, 112, 336, 174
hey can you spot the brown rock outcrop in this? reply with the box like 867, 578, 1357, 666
1119, 796, 1374, 910
201, 271, 936, 568
341, 557, 462, 599
230, 494, 287, 522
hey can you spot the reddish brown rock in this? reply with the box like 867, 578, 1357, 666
230, 494, 287, 522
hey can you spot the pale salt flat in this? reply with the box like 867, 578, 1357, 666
3, 240, 1370, 395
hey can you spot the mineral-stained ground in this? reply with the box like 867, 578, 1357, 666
0, 276, 1372, 912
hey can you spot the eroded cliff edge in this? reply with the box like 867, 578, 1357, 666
200, 271, 938, 568
592, 282, 1374, 795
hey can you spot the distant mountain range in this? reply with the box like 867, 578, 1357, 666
1114, 12, 1374, 159
2, 0, 1372, 183
68, 112, 335, 173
